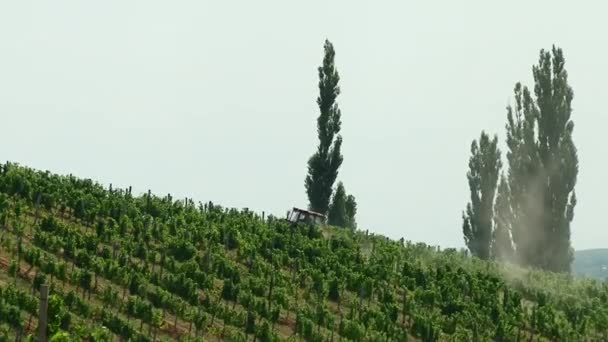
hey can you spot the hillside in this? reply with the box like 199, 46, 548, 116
574, 249, 608, 281
0, 162, 607, 341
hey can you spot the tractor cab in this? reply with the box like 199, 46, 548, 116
286, 207, 326, 226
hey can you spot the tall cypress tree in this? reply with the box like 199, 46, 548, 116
328, 182, 357, 229
345, 194, 357, 229
305, 39, 344, 214
506, 82, 544, 268
506, 46, 578, 272
462, 131, 502, 260
328, 182, 347, 228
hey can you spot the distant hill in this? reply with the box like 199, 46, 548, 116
573, 249, 608, 280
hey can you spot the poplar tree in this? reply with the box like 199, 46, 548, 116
462, 131, 502, 260
345, 194, 357, 229
328, 182, 357, 229
328, 182, 347, 228
506, 46, 578, 272
305, 39, 344, 215
505, 82, 543, 268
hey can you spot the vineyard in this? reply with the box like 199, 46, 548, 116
0, 162, 606, 341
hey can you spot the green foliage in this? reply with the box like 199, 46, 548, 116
305, 39, 344, 215
33, 272, 46, 292
49, 331, 71, 342
328, 182, 347, 227
221, 279, 239, 302
327, 276, 342, 302
48, 295, 71, 335
327, 181, 356, 229
167, 239, 196, 261
345, 194, 357, 229
463, 131, 502, 260
506, 46, 578, 272
0, 162, 604, 341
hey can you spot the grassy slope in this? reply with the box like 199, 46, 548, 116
0, 163, 607, 341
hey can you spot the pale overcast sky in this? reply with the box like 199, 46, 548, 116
1, 1, 606, 250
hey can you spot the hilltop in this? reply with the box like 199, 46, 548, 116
0, 162, 607, 341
